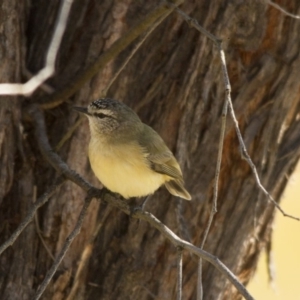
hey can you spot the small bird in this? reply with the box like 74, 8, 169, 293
74, 98, 191, 200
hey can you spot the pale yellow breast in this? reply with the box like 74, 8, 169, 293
88, 139, 166, 198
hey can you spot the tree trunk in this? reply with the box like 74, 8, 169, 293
1, 0, 300, 299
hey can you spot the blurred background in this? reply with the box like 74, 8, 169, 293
249, 163, 300, 299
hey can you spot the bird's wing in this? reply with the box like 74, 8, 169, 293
138, 124, 183, 180
148, 153, 183, 180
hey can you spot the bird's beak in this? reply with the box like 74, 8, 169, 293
73, 106, 90, 115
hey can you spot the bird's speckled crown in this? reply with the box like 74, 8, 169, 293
89, 98, 121, 110
88, 98, 140, 122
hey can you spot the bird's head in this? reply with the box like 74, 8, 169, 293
74, 98, 142, 140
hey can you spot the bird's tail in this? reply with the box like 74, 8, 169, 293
165, 180, 191, 200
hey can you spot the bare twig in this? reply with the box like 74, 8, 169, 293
39, 0, 184, 110
226, 98, 300, 221
165, 2, 221, 44
201, 101, 228, 240
33, 185, 55, 261
0, 176, 65, 255
177, 247, 183, 300
34, 196, 92, 300
267, 0, 300, 19
222, 45, 297, 223
0, 0, 74, 95
197, 263, 204, 300
169, 2, 299, 219
34, 211, 55, 261
198, 100, 228, 299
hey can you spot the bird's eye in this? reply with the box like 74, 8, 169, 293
94, 113, 107, 119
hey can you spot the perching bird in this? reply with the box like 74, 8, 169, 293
74, 98, 191, 200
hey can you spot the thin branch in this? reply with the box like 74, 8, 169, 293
267, 0, 300, 19
34, 196, 92, 300
39, 0, 184, 110
198, 100, 228, 300
177, 247, 183, 300
165, 1, 221, 44
26, 104, 253, 300
35, 211, 55, 261
226, 97, 300, 221
197, 263, 204, 300
33, 185, 55, 261
0, 176, 65, 255
0, 0, 74, 95
169, 2, 299, 220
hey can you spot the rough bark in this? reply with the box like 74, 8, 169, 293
1, 0, 300, 299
